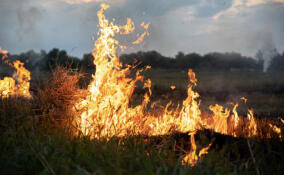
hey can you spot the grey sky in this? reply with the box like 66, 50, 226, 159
0, 0, 284, 58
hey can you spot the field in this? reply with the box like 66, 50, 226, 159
1, 67, 284, 175
145, 69, 284, 117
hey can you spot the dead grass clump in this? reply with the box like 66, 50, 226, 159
35, 66, 87, 127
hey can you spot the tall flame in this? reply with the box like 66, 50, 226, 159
77, 3, 145, 137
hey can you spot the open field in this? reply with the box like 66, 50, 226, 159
144, 69, 284, 118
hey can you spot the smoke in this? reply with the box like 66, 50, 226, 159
17, 6, 41, 41
259, 40, 278, 72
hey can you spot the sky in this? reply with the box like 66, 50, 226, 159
0, 0, 284, 58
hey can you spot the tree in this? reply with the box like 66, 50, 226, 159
267, 52, 284, 72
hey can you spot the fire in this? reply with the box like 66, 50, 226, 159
0, 48, 31, 98
247, 109, 257, 137
269, 123, 282, 139
205, 103, 260, 138
0, 77, 15, 98
0, 47, 8, 55
208, 104, 230, 135
76, 3, 202, 138
76, 3, 145, 137
240, 96, 248, 103
132, 22, 150, 44
182, 132, 212, 166
119, 18, 135, 35
0, 3, 282, 168
75, 3, 283, 166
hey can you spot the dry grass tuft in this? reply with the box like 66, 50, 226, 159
34, 66, 87, 128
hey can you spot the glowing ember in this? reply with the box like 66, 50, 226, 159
0, 48, 31, 98
240, 96, 248, 103
75, 3, 283, 166
269, 123, 282, 139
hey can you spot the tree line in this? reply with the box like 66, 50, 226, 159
1, 48, 284, 73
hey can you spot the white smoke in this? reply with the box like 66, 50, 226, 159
259, 41, 278, 72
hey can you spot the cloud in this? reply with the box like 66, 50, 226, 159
198, 0, 284, 57
60, 0, 125, 5
0, 0, 200, 57
213, 0, 284, 20
246, 0, 284, 6
142, 0, 284, 58
62, 0, 103, 4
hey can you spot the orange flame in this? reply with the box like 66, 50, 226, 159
0, 47, 8, 55
132, 22, 150, 44
208, 104, 230, 135
182, 133, 212, 166
240, 96, 248, 103
0, 48, 31, 98
120, 18, 135, 35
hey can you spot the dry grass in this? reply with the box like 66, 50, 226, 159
32, 66, 87, 130
143, 69, 284, 117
